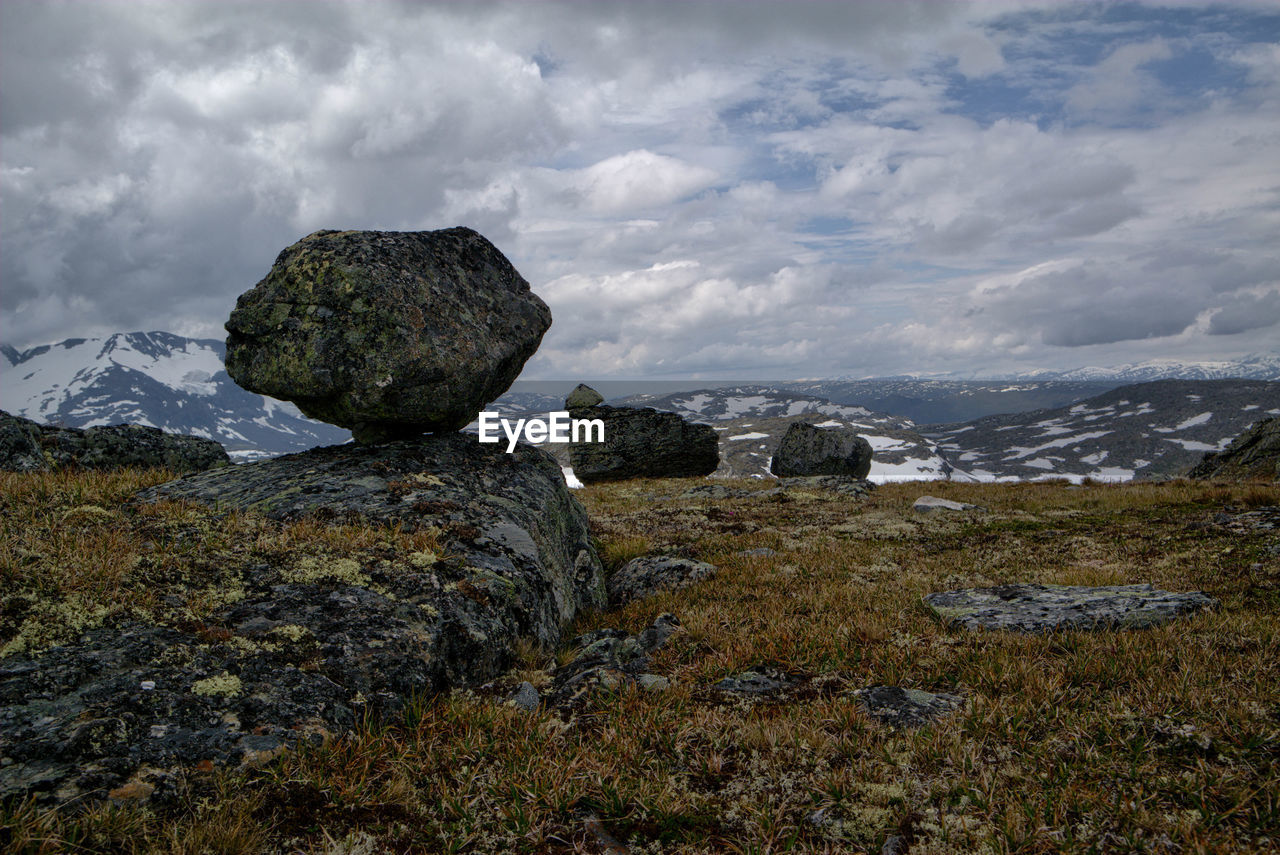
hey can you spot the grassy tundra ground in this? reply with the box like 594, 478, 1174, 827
2, 469, 1278, 853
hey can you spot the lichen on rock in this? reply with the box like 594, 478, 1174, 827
223, 228, 551, 443
924, 583, 1217, 633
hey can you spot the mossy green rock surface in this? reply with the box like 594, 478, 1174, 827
225, 228, 551, 443
0, 436, 603, 807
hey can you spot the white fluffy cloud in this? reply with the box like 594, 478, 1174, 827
1, 1, 1277, 379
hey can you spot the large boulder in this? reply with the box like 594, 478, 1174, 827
1, 435, 604, 807
769, 422, 872, 478
0, 411, 229, 473
566, 388, 719, 483
225, 228, 551, 444
1188, 417, 1280, 481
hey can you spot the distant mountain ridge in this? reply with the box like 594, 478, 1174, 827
0, 331, 350, 459
925, 379, 1280, 482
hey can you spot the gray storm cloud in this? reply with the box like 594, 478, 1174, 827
2, 1, 1277, 378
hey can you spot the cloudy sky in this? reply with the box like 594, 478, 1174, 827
2, 1, 1278, 380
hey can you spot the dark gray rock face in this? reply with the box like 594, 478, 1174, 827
549, 614, 680, 707
608, 556, 717, 606
1, 435, 603, 807
224, 228, 551, 444
1189, 417, 1280, 481
712, 664, 801, 697
0, 411, 229, 473
769, 422, 872, 478
567, 404, 719, 483
924, 583, 1217, 633
0, 411, 45, 471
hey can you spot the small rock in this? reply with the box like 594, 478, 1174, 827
636, 674, 670, 692
738, 547, 777, 557
713, 664, 799, 697
565, 383, 605, 409
509, 681, 540, 712
609, 556, 716, 606
854, 685, 964, 728
913, 495, 981, 513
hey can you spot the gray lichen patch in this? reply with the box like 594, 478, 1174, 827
924, 583, 1218, 633
853, 685, 965, 728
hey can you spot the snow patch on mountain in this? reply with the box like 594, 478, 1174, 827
1, 331, 350, 456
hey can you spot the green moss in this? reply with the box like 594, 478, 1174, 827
283, 556, 370, 587
1, 596, 111, 658
191, 672, 242, 697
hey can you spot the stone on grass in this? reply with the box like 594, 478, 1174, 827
924, 583, 1217, 633
549, 614, 680, 707
2, 434, 603, 807
509, 681, 541, 712
712, 664, 801, 697
608, 555, 717, 606
913, 495, 982, 513
567, 405, 719, 483
770, 422, 872, 478
1, 410, 229, 473
225, 228, 551, 444
853, 686, 964, 728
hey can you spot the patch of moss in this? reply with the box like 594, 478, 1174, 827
282, 556, 370, 587
1, 595, 111, 658
191, 672, 242, 697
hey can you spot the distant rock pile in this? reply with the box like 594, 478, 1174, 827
1188, 417, 1280, 482
0, 410, 229, 473
770, 421, 872, 478
565, 384, 719, 482
225, 228, 551, 444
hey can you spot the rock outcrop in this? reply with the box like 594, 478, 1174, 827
608, 556, 717, 606
224, 228, 551, 444
0, 411, 229, 473
566, 386, 719, 483
769, 422, 872, 478
924, 583, 1217, 633
1, 435, 603, 806
1188, 417, 1280, 481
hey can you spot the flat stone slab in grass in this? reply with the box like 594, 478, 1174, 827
854, 686, 964, 728
924, 583, 1217, 633
913, 495, 982, 513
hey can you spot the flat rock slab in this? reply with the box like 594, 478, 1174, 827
913, 495, 982, 513
854, 686, 964, 728
924, 583, 1217, 633
712, 664, 803, 697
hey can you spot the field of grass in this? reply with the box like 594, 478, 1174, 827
2, 469, 1278, 853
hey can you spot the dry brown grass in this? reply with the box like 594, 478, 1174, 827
2, 471, 1277, 853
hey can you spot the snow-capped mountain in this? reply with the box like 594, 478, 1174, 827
775, 379, 1118, 425
0, 332, 350, 459
925, 379, 1280, 482
1008, 354, 1280, 383
617, 385, 901, 426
